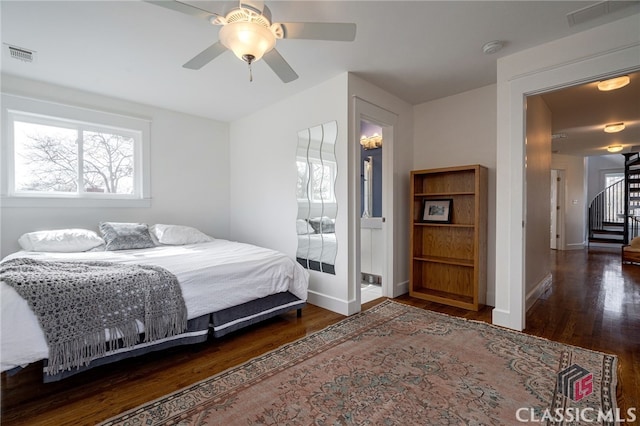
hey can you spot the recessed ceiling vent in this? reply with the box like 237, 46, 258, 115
567, 1, 638, 27
5, 44, 35, 63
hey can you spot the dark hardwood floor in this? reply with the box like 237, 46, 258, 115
1, 246, 638, 425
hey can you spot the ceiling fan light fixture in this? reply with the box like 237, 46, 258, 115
607, 145, 623, 153
604, 122, 625, 133
597, 75, 630, 91
219, 21, 276, 62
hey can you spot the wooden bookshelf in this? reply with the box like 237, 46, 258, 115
409, 165, 488, 310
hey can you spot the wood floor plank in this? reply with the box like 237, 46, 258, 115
1, 247, 638, 425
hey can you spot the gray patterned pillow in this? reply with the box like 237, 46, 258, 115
308, 216, 335, 234
99, 222, 155, 251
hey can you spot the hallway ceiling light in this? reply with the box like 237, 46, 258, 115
604, 122, 625, 133
607, 145, 623, 153
597, 75, 630, 91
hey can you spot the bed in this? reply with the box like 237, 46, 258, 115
296, 233, 337, 274
296, 217, 337, 274
1, 225, 308, 382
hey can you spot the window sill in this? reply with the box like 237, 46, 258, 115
1, 196, 152, 208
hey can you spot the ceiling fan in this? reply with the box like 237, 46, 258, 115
146, 0, 357, 83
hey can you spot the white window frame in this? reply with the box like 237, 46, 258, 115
1, 94, 151, 208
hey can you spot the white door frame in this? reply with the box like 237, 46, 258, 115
494, 32, 639, 331
351, 97, 398, 307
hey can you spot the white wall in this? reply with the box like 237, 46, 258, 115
412, 84, 497, 306
0, 75, 230, 257
229, 73, 413, 316
495, 13, 640, 330
229, 74, 350, 313
552, 154, 587, 249
525, 95, 551, 295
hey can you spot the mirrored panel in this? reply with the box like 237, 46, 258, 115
296, 121, 338, 274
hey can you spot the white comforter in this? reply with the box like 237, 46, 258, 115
297, 233, 337, 264
0, 240, 308, 372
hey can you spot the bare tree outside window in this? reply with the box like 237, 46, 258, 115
14, 121, 135, 195
311, 162, 335, 202
14, 122, 78, 193
83, 131, 134, 194
296, 160, 309, 199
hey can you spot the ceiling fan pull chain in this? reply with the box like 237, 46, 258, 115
242, 54, 255, 82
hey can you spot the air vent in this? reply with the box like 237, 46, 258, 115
5, 44, 35, 62
567, 1, 639, 27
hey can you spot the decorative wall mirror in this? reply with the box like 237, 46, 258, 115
295, 120, 338, 274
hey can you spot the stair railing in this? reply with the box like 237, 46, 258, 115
588, 178, 625, 236
629, 216, 640, 241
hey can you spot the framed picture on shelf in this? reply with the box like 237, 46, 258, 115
422, 199, 453, 223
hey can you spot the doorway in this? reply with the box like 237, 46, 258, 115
494, 32, 639, 330
359, 119, 383, 303
352, 97, 398, 308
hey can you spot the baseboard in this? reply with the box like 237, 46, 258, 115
308, 280, 410, 316
492, 308, 523, 331
565, 242, 586, 250
306, 291, 350, 316
525, 273, 552, 312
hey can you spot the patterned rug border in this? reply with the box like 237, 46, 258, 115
390, 300, 619, 359
100, 299, 619, 425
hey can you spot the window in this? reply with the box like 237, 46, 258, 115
2, 94, 150, 207
296, 157, 336, 203
603, 172, 624, 223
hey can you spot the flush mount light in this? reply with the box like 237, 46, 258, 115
607, 145, 623, 153
604, 122, 625, 133
597, 75, 630, 91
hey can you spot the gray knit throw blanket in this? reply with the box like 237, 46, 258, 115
0, 257, 187, 375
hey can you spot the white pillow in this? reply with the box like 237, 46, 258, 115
18, 229, 105, 252
151, 224, 214, 245
296, 219, 314, 235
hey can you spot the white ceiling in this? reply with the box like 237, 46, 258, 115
1, 1, 639, 137
543, 72, 640, 157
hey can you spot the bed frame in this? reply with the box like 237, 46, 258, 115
5, 291, 305, 383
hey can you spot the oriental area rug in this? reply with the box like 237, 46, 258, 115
101, 300, 618, 425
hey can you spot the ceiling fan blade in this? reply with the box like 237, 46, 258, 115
280, 22, 356, 42
183, 41, 227, 70
263, 49, 298, 83
240, 0, 265, 14
145, 0, 219, 20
